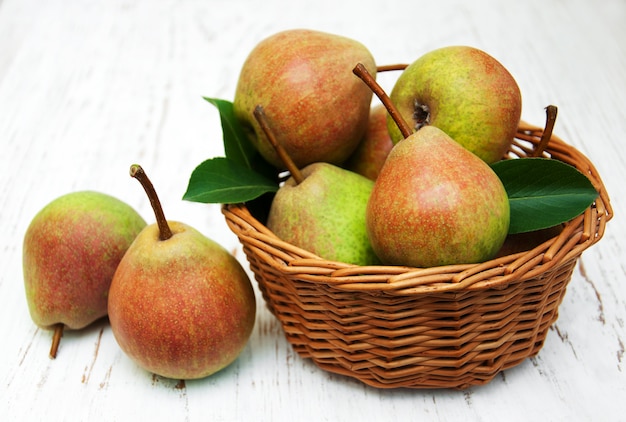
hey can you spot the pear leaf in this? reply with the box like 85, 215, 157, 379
491, 157, 599, 234
204, 97, 256, 168
183, 157, 278, 204
204, 96, 279, 181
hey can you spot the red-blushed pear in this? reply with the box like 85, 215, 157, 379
233, 29, 376, 169
344, 104, 394, 181
22, 191, 146, 358
367, 126, 510, 267
107, 165, 256, 380
388, 46, 522, 164
353, 64, 510, 268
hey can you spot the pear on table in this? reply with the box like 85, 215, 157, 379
22, 191, 146, 358
233, 28, 377, 169
107, 165, 256, 380
353, 63, 510, 268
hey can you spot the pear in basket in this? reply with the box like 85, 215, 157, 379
353, 63, 510, 268
254, 106, 380, 266
388, 45, 522, 164
233, 29, 376, 169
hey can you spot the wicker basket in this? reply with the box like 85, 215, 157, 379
222, 122, 612, 389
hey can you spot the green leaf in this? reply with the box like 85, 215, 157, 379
183, 157, 278, 204
491, 158, 599, 234
204, 96, 279, 182
204, 97, 256, 168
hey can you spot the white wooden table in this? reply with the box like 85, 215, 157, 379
1, 0, 624, 420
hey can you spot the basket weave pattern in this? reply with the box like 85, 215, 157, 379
223, 123, 612, 389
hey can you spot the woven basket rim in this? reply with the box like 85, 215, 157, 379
223, 122, 612, 295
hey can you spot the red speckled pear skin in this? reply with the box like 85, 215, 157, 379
233, 29, 377, 169
22, 191, 146, 331
344, 104, 395, 181
366, 126, 510, 268
107, 221, 256, 380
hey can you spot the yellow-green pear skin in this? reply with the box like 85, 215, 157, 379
266, 163, 380, 266
233, 29, 376, 169
367, 126, 510, 268
108, 221, 256, 380
22, 191, 146, 330
388, 46, 522, 164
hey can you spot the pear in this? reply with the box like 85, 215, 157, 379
266, 162, 380, 266
233, 29, 376, 169
352, 63, 510, 268
108, 165, 256, 380
253, 105, 379, 266
388, 46, 522, 164
22, 191, 146, 358
367, 126, 510, 267
343, 104, 394, 181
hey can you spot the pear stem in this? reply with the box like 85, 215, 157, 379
353, 63, 413, 139
376, 63, 408, 72
253, 105, 305, 184
532, 105, 558, 157
130, 164, 173, 241
49, 323, 63, 359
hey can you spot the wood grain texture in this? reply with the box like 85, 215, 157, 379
1, 0, 624, 420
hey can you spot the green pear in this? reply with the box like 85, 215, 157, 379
266, 162, 380, 266
22, 191, 146, 358
108, 165, 256, 380
344, 104, 394, 181
388, 46, 522, 164
233, 29, 376, 169
367, 126, 510, 268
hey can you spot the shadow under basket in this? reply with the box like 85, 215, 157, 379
222, 122, 613, 390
